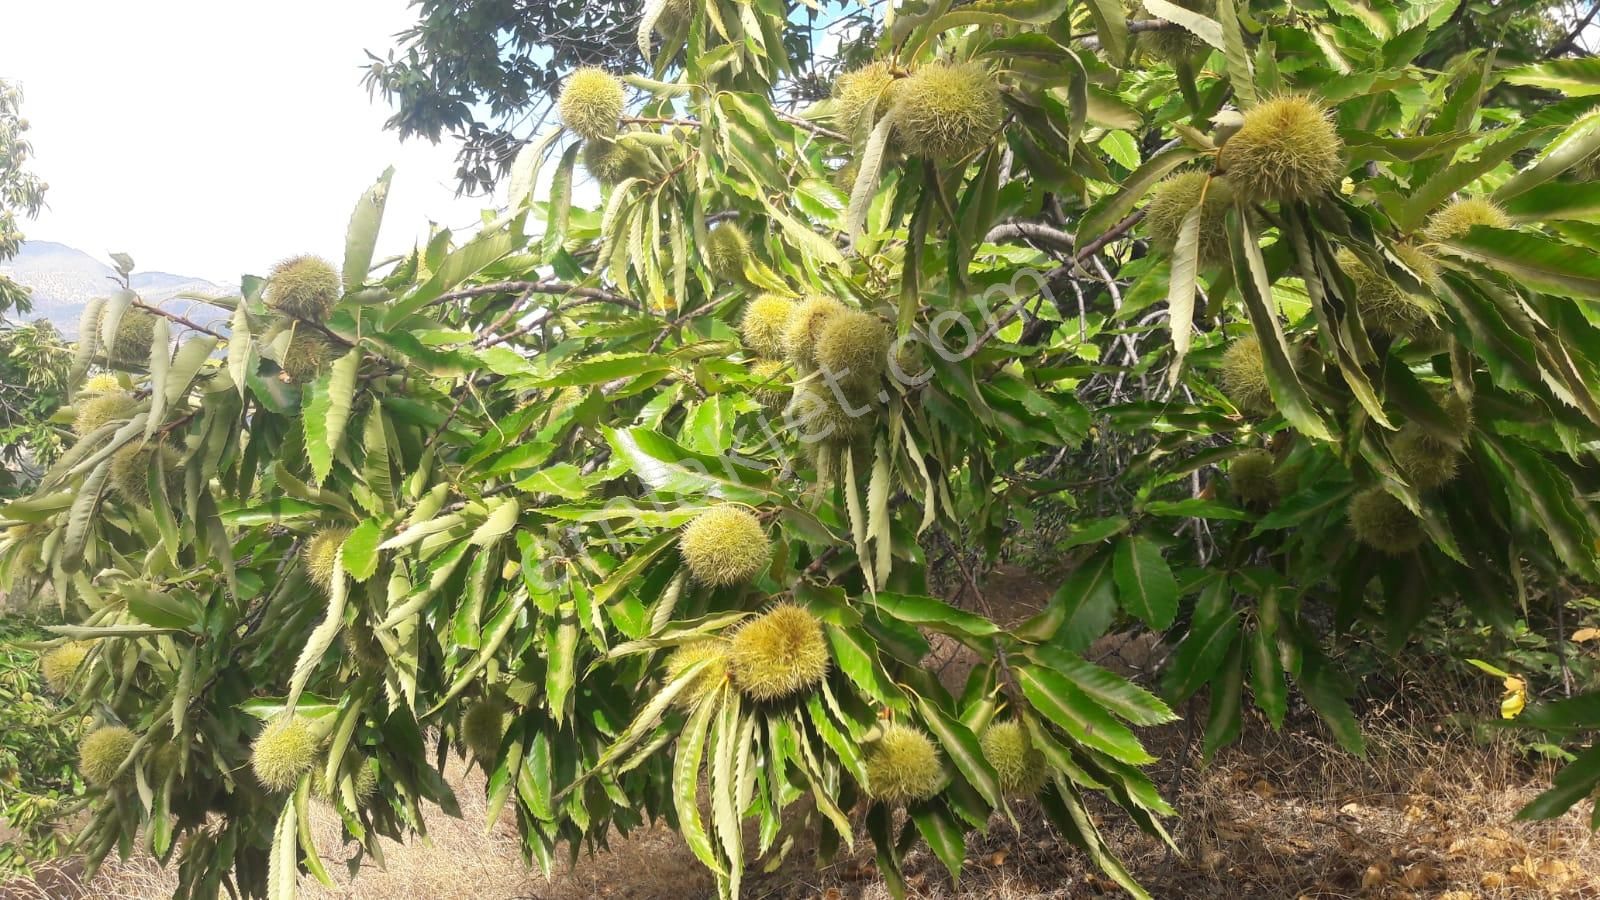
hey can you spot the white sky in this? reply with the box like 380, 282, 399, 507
1, 0, 503, 285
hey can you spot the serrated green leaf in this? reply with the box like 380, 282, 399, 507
1077, 146, 1199, 253
870, 592, 1000, 640
825, 624, 905, 711
1496, 111, 1600, 199
303, 375, 333, 486
1029, 645, 1177, 726
268, 795, 298, 900
1113, 536, 1179, 631
1443, 227, 1600, 298
469, 498, 520, 547
603, 426, 773, 501
847, 118, 892, 250
1166, 204, 1203, 387
674, 692, 725, 874
344, 168, 393, 292
1082, 0, 1129, 62
1144, 0, 1225, 50
1230, 209, 1334, 441
910, 801, 966, 884
340, 520, 382, 582
1399, 126, 1549, 232
1299, 652, 1365, 756
915, 694, 1003, 809
1015, 548, 1119, 647
1017, 664, 1155, 764
869, 434, 892, 590
324, 348, 361, 458
285, 553, 348, 711
69, 296, 106, 390
1202, 638, 1245, 760
228, 303, 253, 398
1161, 580, 1240, 701
144, 317, 172, 440
1215, 0, 1256, 106
1503, 58, 1600, 95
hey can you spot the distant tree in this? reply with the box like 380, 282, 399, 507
364, 0, 816, 193
0, 79, 46, 317
0, 80, 60, 496
0, 319, 69, 495
1419, 0, 1583, 69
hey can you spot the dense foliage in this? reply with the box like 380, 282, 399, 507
0, 79, 46, 317
0, 616, 83, 879
0, 80, 64, 495
0, 319, 70, 496
7, 0, 1600, 897
363, 0, 817, 192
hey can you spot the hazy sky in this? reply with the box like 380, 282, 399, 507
1, 1, 503, 285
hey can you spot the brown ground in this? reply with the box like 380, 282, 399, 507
9, 567, 1600, 899
31, 717, 1593, 900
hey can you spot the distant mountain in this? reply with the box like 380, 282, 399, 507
0, 242, 233, 336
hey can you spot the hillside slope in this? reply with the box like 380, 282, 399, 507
0, 242, 232, 335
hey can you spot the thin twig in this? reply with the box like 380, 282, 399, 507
777, 111, 848, 142
1556, 584, 1575, 697
650, 297, 721, 352
620, 116, 700, 128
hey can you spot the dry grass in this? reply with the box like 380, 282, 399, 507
15, 701, 1597, 900
748, 709, 1599, 900
12, 757, 714, 900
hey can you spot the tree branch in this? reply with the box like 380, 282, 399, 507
622, 111, 848, 142
983, 221, 1077, 250
1548, 0, 1600, 57
620, 116, 700, 128
429, 280, 640, 309
777, 111, 849, 142
132, 299, 227, 341
1075, 18, 1185, 50
974, 209, 1147, 349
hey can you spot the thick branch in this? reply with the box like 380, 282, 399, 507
983, 221, 1077, 249
1075, 18, 1183, 51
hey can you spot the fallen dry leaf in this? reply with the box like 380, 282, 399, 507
1400, 861, 1439, 888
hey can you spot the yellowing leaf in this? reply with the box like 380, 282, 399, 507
1501, 676, 1527, 719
